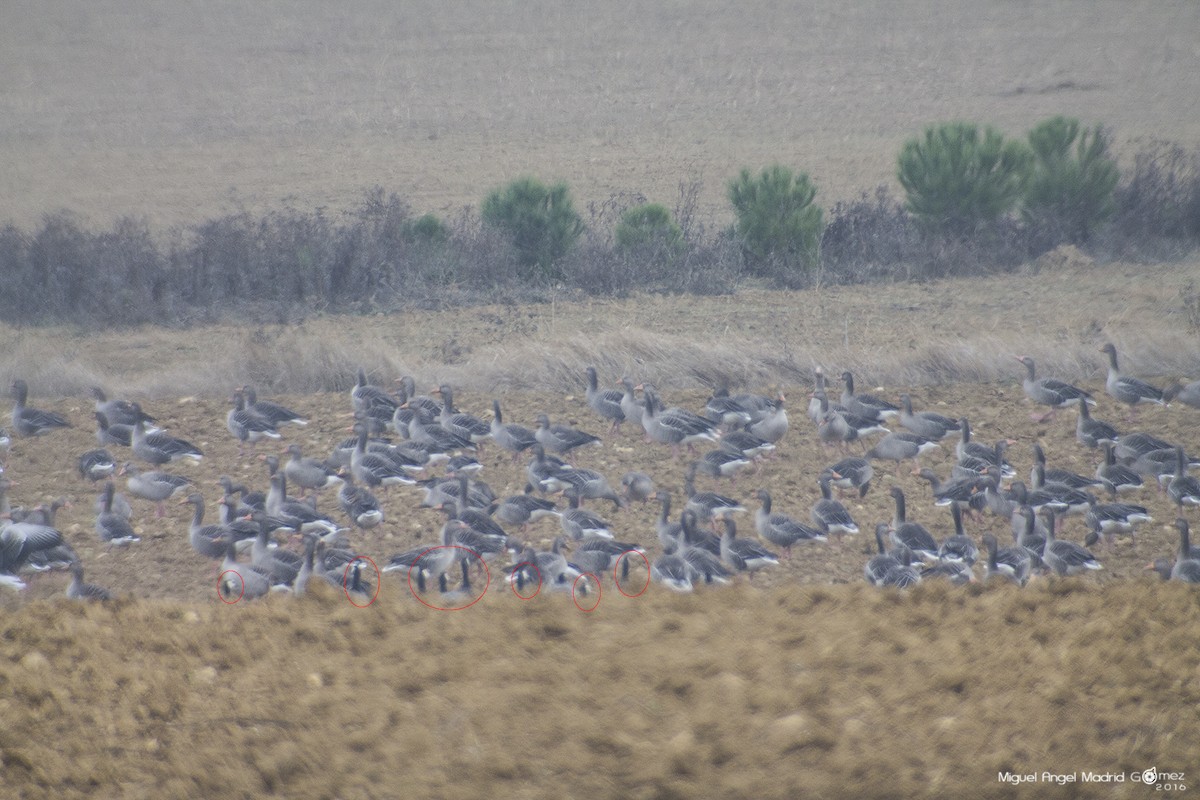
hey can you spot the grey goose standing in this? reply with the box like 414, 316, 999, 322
11, 380, 71, 438
1013, 355, 1094, 422
1100, 343, 1165, 419
585, 366, 626, 436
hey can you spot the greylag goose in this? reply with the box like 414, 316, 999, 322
407, 416, 475, 456
1113, 431, 1172, 465
242, 385, 308, 428
560, 494, 615, 541
78, 448, 116, 482
494, 485, 559, 530
1041, 512, 1102, 576
651, 547, 694, 593
955, 419, 1014, 477
680, 505, 723, 558
265, 474, 339, 536
383, 519, 465, 585
1030, 443, 1103, 491
227, 389, 282, 457
350, 424, 417, 489
981, 533, 1031, 586
917, 468, 984, 508
283, 444, 343, 496
96, 481, 139, 545
1084, 497, 1151, 550
811, 476, 859, 541
351, 368, 398, 416
746, 395, 789, 444
703, 385, 754, 429
1164, 379, 1200, 409
820, 456, 874, 498
814, 396, 887, 450
1100, 343, 1165, 419
620, 471, 656, 504
755, 489, 826, 556
1013, 355, 1094, 422
937, 502, 979, 565
396, 376, 441, 421
1014, 505, 1048, 572
66, 561, 113, 601
0, 516, 66, 590
131, 406, 202, 465
1075, 397, 1119, 449
1169, 519, 1200, 583
94, 412, 134, 448
839, 371, 899, 422
719, 430, 776, 464
617, 378, 648, 433
640, 390, 720, 456
691, 450, 751, 484
718, 517, 779, 579
675, 513, 733, 586
251, 515, 303, 587
490, 400, 538, 459
569, 535, 645, 579
1096, 442, 1143, 495
865, 525, 903, 586
11, 380, 71, 437
219, 536, 272, 601
585, 367, 626, 435
888, 487, 938, 561
121, 462, 191, 517
865, 431, 938, 475
556, 467, 625, 509
919, 558, 975, 585
182, 493, 232, 561
535, 413, 601, 455
654, 491, 684, 550
683, 462, 746, 524
337, 471, 383, 530
1028, 465, 1094, 517
434, 385, 491, 450
1167, 446, 1200, 513
91, 387, 144, 427
898, 393, 959, 441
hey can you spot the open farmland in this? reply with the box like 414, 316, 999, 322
3, 1, 1200, 798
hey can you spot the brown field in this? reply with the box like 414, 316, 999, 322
4, 2, 1200, 798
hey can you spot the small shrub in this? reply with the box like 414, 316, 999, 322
1110, 142, 1200, 244
481, 177, 583, 281
897, 122, 1032, 236
1021, 117, 1118, 245
403, 213, 450, 246
615, 203, 684, 262
727, 165, 822, 276
820, 186, 922, 283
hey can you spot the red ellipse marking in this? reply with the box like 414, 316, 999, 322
342, 556, 382, 608
217, 569, 244, 604
572, 572, 601, 612
510, 561, 542, 600
614, 550, 650, 598
406, 545, 490, 611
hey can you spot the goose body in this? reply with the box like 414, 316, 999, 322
820, 456, 874, 498
242, 386, 308, 428
585, 367, 626, 435
1041, 514, 1102, 576
1075, 397, 1119, 449
865, 524, 903, 586
78, 448, 117, 482
683, 463, 746, 523
1167, 446, 1200, 512
91, 387, 144, 427
755, 489, 826, 555
865, 431, 938, 473
66, 561, 113, 601
620, 471, 656, 504
811, 477, 859, 541
840, 371, 899, 422
1170, 519, 1200, 583
535, 414, 601, 455
640, 391, 719, 455
1014, 355, 1094, 420
888, 487, 938, 560
226, 390, 282, 455
981, 533, 1031, 586
434, 385, 492, 448
490, 400, 538, 458
1096, 442, 1143, 495
1101, 343, 1165, 415
122, 462, 191, 516
96, 482, 139, 544
718, 517, 779, 578
11, 380, 71, 437
937, 502, 979, 565
283, 444, 343, 494
898, 394, 959, 441
132, 410, 202, 465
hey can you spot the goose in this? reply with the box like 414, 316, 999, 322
1075, 397, 1119, 449
1164, 379, 1200, 409
1084, 497, 1151, 550
415, 474, 495, 512
396, 376, 442, 421
351, 368, 398, 416
1113, 431, 1173, 465
703, 385, 754, 429
815, 401, 887, 451
525, 444, 573, 495
218, 535, 272, 601
241, 385, 308, 428
839, 371, 900, 422
90, 387, 144, 427
746, 395, 789, 444
131, 406, 202, 465
572, 535, 646, 579
1096, 442, 1143, 495
680, 504, 723, 558
1167, 446, 1200, 513
1027, 465, 1092, 516
651, 547, 694, 593
917, 468, 983, 508
811, 476, 859, 541
865, 431, 938, 475
493, 485, 559, 530
955, 419, 1014, 477
489, 400, 537, 461
620, 471, 656, 504
407, 416, 475, 457
534, 414, 601, 456
888, 487, 938, 561
877, 542, 922, 588
819, 456, 874, 498
226, 389, 282, 457
1041, 512, 1102, 576
65, 561, 113, 601
718, 517, 779, 579
1100, 343, 1165, 419
555, 468, 625, 509
1014, 505, 1048, 572
182, 493, 233, 561
445, 485, 508, 557
898, 393, 959, 441
1, 516, 66, 589
981, 533, 1031, 587
121, 462, 191, 517
265, 474, 340, 536
96, 481, 139, 545
755, 489, 826, 556
217, 495, 260, 548
617, 378, 647, 434
560, 494, 615, 541
585, 366, 626, 435
865, 524, 903, 586
719, 430, 776, 464
434, 385, 491, 450
383, 520, 464, 586
11, 380, 71, 437
919, 558, 975, 585
691, 449, 751, 484
350, 424, 418, 489
1013, 355, 1095, 422
655, 491, 684, 550
93, 412, 133, 448
251, 515, 303, 587
337, 471, 384, 530
1030, 443, 1103, 491
675, 513, 733, 586
78, 448, 117, 482
643, 393, 715, 460
95, 483, 133, 522
937, 502, 979, 565
283, 443, 343, 496
683, 462, 746, 524
1169, 519, 1200, 583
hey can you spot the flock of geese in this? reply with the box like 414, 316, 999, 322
3, 342, 1200, 605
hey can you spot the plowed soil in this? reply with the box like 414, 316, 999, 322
3, 384, 1199, 798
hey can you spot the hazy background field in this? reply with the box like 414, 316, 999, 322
3, 1, 1199, 230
